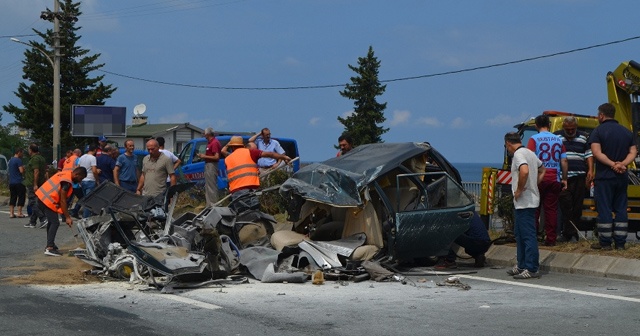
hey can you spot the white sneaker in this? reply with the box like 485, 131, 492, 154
44, 248, 62, 257
513, 269, 540, 279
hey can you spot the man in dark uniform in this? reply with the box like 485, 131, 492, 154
589, 103, 636, 250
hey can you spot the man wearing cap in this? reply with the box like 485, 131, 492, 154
221, 136, 291, 203
96, 136, 108, 156
197, 127, 221, 206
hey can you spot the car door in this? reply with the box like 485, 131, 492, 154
178, 140, 206, 184
392, 172, 475, 260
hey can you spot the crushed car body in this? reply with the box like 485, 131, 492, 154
73, 182, 236, 285
277, 142, 475, 264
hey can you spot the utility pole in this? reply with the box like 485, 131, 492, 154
39, 0, 77, 161
53, 0, 61, 162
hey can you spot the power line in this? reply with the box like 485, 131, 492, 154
98, 69, 345, 90
95, 34, 640, 90
0, 34, 38, 39
384, 35, 640, 83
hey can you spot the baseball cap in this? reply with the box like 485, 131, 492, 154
98, 136, 108, 142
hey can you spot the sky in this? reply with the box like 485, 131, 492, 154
1, 0, 639, 164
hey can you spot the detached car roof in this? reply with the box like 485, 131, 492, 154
281, 142, 456, 207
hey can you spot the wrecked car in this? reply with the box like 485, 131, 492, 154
273, 142, 476, 270
73, 142, 474, 285
72, 182, 257, 286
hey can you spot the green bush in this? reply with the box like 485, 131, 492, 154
495, 190, 514, 235
173, 169, 292, 216
259, 169, 291, 215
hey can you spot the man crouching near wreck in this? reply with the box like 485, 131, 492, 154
504, 132, 545, 279
36, 167, 87, 257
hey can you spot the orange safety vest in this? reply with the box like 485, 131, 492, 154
62, 154, 78, 171
226, 148, 260, 193
36, 171, 74, 214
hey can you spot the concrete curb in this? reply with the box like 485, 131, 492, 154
486, 244, 640, 281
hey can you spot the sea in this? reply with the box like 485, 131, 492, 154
452, 162, 500, 183
299, 161, 498, 183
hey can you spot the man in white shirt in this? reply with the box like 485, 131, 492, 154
77, 144, 99, 218
248, 128, 285, 173
156, 137, 181, 185
504, 132, 545, 280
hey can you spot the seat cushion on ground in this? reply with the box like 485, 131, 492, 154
238, 222, 269, 247
271, 230, 306, 251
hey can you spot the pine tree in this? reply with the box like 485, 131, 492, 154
338, 46, 388, 146
3, 0, 116, 154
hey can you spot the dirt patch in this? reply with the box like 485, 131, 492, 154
1, 243, 102, 286
491, 231, 640, 259
543, 239, 640, 259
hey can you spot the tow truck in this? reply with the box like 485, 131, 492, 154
479, 60, 640, 238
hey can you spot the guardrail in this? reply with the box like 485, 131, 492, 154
462, 181, 481, 208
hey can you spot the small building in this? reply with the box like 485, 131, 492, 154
109, 122, 204, 154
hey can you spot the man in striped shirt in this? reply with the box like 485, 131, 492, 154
554, 116, 594, 242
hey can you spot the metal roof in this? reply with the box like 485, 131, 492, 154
125, 123, 204, 137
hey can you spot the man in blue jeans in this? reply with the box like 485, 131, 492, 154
505, 132, 545, 279
589, 103, 636, 250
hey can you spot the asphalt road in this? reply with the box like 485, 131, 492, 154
1, 206, 640, 336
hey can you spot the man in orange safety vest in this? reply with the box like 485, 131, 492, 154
36, 166, 87, 257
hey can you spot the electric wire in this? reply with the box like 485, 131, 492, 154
98, 34, 640, 91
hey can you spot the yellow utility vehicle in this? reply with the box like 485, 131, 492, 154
479, 61, 640, 238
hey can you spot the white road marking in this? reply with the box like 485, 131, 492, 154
458, 274, 640, 303
161, 294, 222, 310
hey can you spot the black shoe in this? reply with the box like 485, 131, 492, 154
473, 255, 486, 268
615, 244, 625, 250
591, 243, 612, 251
434, 259, 457, 270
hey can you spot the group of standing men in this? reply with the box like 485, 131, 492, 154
7, 127, 294, 257
6, 135, 182, 257
506, 103, 635, 280
199, 127, 291, 207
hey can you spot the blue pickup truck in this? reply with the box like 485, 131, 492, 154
177, 135, 300, 189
